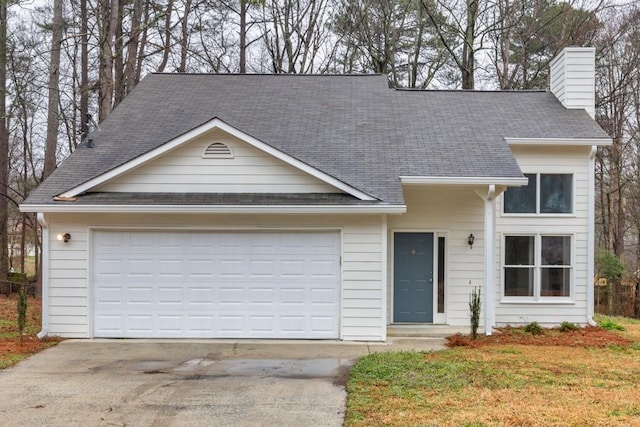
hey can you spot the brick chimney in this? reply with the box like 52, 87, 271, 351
549, 47, 596, 119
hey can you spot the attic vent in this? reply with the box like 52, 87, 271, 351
203, 142, 234, 159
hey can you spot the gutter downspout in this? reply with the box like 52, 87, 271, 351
587, 146, 598, 326
37, 213, 49, 339
484, 185, 496, 336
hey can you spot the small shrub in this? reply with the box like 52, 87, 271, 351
9, 272, 28, 284
17, 285, 28, 339
523, 321, 543, 335
559, 321, 580, 332
469, 287, 481, 340
598, 319, 625, 331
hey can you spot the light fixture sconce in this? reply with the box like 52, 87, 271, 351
57, 233, 71, 243
468, 233, 475, 249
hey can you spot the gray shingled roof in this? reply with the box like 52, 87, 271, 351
24, 74, 609, 206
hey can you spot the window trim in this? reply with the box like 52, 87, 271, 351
500, 233, 575, 304
502, 173, 575, 217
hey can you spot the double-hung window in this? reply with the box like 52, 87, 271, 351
504, 173, 573, 214
504, 235, 572, 300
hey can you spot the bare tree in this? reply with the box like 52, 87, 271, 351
98, 0, 120, 121
263, 0, 331, 73
332, 0, 449, 87
0, 0, 8, 284
490, 0, 603, 90
43, 0, 64, 179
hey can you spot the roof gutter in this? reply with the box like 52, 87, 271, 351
400, 176, 528, 187
19, 204, 407, 215
36, 213, 49, 339
505, 137, 612, 146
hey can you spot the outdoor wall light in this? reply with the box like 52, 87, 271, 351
468, 233, 475, 249
57, 233, 71, 243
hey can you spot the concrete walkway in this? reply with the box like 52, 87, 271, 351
0, 338, 445, 427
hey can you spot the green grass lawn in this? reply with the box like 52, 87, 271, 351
345, 317, 640, 426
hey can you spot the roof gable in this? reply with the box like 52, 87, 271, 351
60, 119, 375, 200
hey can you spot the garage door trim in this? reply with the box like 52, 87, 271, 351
88, 226, 344, 339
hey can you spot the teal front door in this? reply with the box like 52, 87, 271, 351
393, 233, 434, 322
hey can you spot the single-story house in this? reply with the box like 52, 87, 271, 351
21, 47, 611, 341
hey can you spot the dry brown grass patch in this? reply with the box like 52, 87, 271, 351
0, 295, 62, 369
346, 323, 640, 426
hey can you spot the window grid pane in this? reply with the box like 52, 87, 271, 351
505, 236, 534, 266
540, 174, 572, 214
504, 174, 536, 213
504, 267, 534, 297
503, 234, 572, 299
541, 236, 571, 266
540, 267, 571, 297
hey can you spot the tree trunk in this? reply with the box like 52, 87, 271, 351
43, 0, 64, 179
461, 0, 477, 89
113, 0, 125, 107
80, 0, 89, 141
178, 0, 192, 73
240, 0, 248, 73
0, 0, 8, 285
99, 0, 119, 121
156, 0, 173, 73
123, 0, 142, 92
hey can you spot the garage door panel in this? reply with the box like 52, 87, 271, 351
128, 286, 153, 304
158, 286, 183, 304
249, 260, 276, 277
96, 258, 124, 276
158, 259, 183, 276
219, 259, 244, 277
187, 286, 215, 304
93, 230, 341, 338
187, 259, 215, 277
249, 286, 275, 304
96, 287, 122, 304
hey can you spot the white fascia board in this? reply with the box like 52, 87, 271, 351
400, 176, 528, 187
19, 204, 407, 214
505, 137, 612, 146
57, 118, 376, 201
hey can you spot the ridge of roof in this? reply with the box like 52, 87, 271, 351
150, 72, 385, 77
394, 87, 548, 93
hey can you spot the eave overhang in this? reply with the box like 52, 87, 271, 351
399, 176, 528, 186
19, 204, 407, 214
505, 137, 612, 146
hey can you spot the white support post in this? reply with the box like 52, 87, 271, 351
475, 185, 505, 336
380, 214, 388, 340
587, 146, 597, 325
484, 187, 496, 335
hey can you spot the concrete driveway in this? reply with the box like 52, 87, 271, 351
0, 338, 445, 426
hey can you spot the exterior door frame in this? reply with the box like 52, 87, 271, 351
391, 230, 447, 324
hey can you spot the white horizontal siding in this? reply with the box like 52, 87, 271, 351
549, 47, 595, 118
96, 128, 340, 194
44, 212, 385, 341
495, 145, 592, 326
388, 186, 485, 327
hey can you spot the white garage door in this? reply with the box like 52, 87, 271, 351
93, 230, 341, 339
